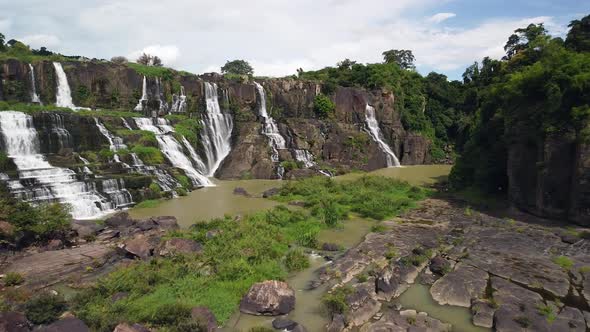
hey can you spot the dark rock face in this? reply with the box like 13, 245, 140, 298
112, 323, 151, 332
159, 238, 203, 256
36, 317, 90, 332
272, 317, 297, 330
239, 280, 295, 316
429, 255, 450, 275
262, 187, 280, 198
232, 187, 250, 196
190, 306, 217, 332
105, 212, 135, 228
0, 311, 31, 332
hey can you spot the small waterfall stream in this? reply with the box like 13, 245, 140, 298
254, 82, 287, 178
201, 82, 233, 176
134, 117, 211, 187
28, 64, 41, 104
170, 86, 187, 113
134, 76, 148, 112
52, 62, 89, 110
94, 118, 129, 166
0, 111, 114, 219
365, 104, 400, 167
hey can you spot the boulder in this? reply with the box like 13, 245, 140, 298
429, 255, 450, 275
232, 187, 250, 197
71, 220, 103, 238
43, 239, 64, 251
135, 219, 157, 231
190, 306, 217, 332
327, 314, 346, 332
36, 317, 89, 332
272, 317, 297, 330
120, 234, 160, 260
321, 243, 340, 251
430, 263, 488, 307
152, 216, 179, 230
0, 311, 31, 332
104, 212, 135, 228
160, 238, 203, 256
262, 187, 280, 198
239, 280, 295, 316
471, 299, 495, 328
113, 323, 151, 332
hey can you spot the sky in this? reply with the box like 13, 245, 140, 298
1, 0, 588, 80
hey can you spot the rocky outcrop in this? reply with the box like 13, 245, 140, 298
239, 280, 295, 316
36, 317, 90, 332
0, 311, 31, 332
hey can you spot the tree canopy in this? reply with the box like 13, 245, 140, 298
221, 59, 254, 76
566, 14, 590, 52
382, 49, 416, 70
136, 53, 163, 67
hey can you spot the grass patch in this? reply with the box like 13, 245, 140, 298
134, 199, 161, 209
285, 249, 310, 272
553, 255, 574, 270
126, 62, 175, 79
3, 272, 24, 286
536, 304, 557, 323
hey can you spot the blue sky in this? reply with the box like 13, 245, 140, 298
0, 0, 588, 80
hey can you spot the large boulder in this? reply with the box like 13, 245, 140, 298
0, 311, 31, 332
119, 234, 160, 260
152, 216, 179, 230
239, 280, 295, 316
160, 238, 203, 256
104, 212, 135, 228
112, 323, 151, 332
71, 220, 104, 238
190, 306, 217, 332
36, 317, 90, 332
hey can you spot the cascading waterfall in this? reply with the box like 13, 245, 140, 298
28, 64, 41, 104
40, 113, 73, 151
170, 86, 187, 113
121, 117, 133, 130
134, 76, 148, 112
201, 82, 233, 176
365, 104, 400, 167
52, 62, 89, 110
0, 111, 114, 219
254, 82, 287, 177
294, 149, 316, 169
94, 118, 128, 165
155, 78, 168, 114
101, 178, 133, 208
134, 117, 211, 187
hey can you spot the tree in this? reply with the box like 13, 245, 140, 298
221, 59, 254, 76
382, 49, 415, 69
0, 32, 5, 51
136, 53, 163, 66
336, 58, 357, 70
152, 55, 163, 67
503, 23, 548, 59
314, 94, 336, 118
110, 56, 128, 64
32, 47, 53, 56
566, 15, 590, 52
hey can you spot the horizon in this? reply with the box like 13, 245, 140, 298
1, 1, 589, 80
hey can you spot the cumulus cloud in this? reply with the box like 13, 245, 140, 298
19, 34, 61, 48
128, 45, 181, 65
427, 12, 456, 24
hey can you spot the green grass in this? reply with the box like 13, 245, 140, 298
134, 199, 161, 209
127, 62, 176, 79
0, 101, 75, 113
553, 255, 574, 270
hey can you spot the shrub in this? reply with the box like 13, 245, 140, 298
285, 249, 310, 272
553, 256, 573, 270
132, 146, 165, 164
111, 56, 128, 64
371, 224, 387, 233
24, 292, 67, 325
537, 304, 557, 323
3, 272, 24, 286
314, 94, 336, 118
280, 160, 299, 172
322, 286, 353, 315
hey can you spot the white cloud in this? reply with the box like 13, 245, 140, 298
427, 12, 456, 24
0, 18, 11, 32
128, 45, 181, 65
19, 34, 61, 48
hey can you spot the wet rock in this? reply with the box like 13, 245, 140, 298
105, 212, 135, 228
233, 187, 250, 197
429, 255, 450, 275
135, 219, 157, 231
291, 324, 308, 332
160, 238, 203, 256
560, 233, 579, 244
36, 317, 90, 332
471, 299, 495, 328
239, 280, 295, 316
376, 261, 425, 301
345, 281, 381, 327
430, 263, 488, 307
112, 323, 151, 332
359, 309, 451, 332
272, 317, 297, 330
327, 314, 346, 332
191, 306, 217, 332
262, 187, 280, 198
120, 234, 160, 260
71, 220, 103, 238
0, 311, 31, 332
96, 229, 120, 241
322, 243, 340, 252
152, 216, 179, 230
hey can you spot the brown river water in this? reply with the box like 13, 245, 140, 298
128, 165, 485, 331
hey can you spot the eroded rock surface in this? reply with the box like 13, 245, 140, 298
239, 280, 295, 316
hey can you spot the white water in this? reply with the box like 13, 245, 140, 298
53, 62, 89, 110
365, 104, 400, 167
101, 178, 133, 208
134, 76, 148, 112
44, 113, 72, 151
201, 82, 233, 176
294, 149, 316, 169
170, 86, 187, 113
121, 117, 133, 130
155, 78, 168, 114
254, 82, 287, 178
28, 64, 41, 103
0, 111, 113, 219
134, 117, 212, 187
94, 118, 129, 166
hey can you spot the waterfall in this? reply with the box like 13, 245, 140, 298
365, 104, 400, 167
28, 64, 41, 104
134, 117, 212, 187
155, 78, 168, 114
170, 86, 187, 113
254, 82, 287, 177
52, 62, 89, 110
134, 76, 148, 111
121, 117, 133, 130
201, 82, 233, 176
0, 111, 115, 219
101, 178, 133, 208
294, 149, 316, 169
94, 118, 129, 166
41, 113, 73, 151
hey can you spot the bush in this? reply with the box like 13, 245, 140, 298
314, 94, 335, 118
285, 249, 310, 272
24, 292, 67, 325
132, 146, 165, 164
322, 286, 353, 315
111, 56, 128, 64
3, 272, 24, 286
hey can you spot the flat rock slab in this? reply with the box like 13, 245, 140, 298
430, 262, 488, 307
1, 243, 111, 287
360, 309, 451, 332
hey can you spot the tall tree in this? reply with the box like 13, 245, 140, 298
566, 15, 590, 52
221, 59, 254, 76
503, 23, 548, 59
382, 49, 416, 70
336, 58, 357, 70
0, 33, 5, 51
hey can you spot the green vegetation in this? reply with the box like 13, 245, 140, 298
285, 249, 310, 272
0, 40, 70, 63
536, 304, 557, 323
313, 94, 336, 118
322, 285, 353, 315
275, 176, 428, 222
221, 59, 254, 76
3, 272, 24, 286
165, 115, 202, 146
24, 292, 68, 325
132, 146, 164, 164
134, 199, 161, 209
553, 255, 574, 270
127, 62, 175, 79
